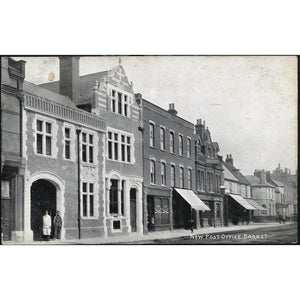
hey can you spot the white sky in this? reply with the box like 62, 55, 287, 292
17, 56, 298, 175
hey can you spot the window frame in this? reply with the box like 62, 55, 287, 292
160, 126, 166, 151
35, 118, 53, 157
149, 121, 155, 148
178, 134, 183, 156
81, 181, 95, 218
161, 161, 166, 186
150, 159, 156, 185
187, 137, 191, 159
169, 130, 175, 154
179, 166, 184, 188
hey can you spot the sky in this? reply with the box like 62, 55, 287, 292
16, 56, 298, 175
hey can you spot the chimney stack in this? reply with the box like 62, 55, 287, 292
168, 103, 178, 115
225, 154, 233, 165
254, 169, 266, 184
59, 56, 80, 105
195, 118, 204, 136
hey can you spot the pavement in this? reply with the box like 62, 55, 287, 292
2, 222, 294, 245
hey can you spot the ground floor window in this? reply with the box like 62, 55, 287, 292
109, 179, 124, 216
82, 182, 94, 217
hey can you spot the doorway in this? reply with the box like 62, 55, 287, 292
31, 179, 56, 241
130, 188, 137, 232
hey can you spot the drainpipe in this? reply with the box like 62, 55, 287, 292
76, 129, 81, 239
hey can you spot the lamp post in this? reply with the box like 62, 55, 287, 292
220, 185, 227, 227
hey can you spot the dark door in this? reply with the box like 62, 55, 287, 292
130, 188, 137, 232
1, 199, 11, 241
31, 179, 56, 241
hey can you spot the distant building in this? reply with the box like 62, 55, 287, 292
245, 170, 277, 222
270, 164, 297, 222
222, 155, 264, 225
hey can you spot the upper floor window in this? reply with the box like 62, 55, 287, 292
179, 167, 184, 188
118, 92, 122, 115
207, 148, 212, 158
111, 89, 130, 117
36, 119, 52, 156
170, 131, 175, 153
201, 171, 205, 191
108, 130, 132, 163
208, 173, 213, 192
188, 169, 192, 189
171, 165, 175, 187
150, 160, 156, 184
197, 170, 201, 191
124, 95, 128, 117
150, 123, 155, 147
82, 182, 94, 218
111, 90, 116, 113
64, 128, 71, 159
187, 138, 191, 158
179, 135, 183, 156
160, 127, 166, 151
81, 132, 94, 163
161, 162, 166, 186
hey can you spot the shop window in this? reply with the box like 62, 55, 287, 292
36, 119, 52, 156
82, 182, 94, 217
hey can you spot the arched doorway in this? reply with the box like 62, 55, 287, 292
130, 188, 137, 232
31, 179, 56, 241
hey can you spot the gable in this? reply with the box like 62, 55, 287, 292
223, 164, 239, 182
108, 66, 133, 93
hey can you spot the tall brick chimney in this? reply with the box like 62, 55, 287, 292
254, 169, 266, 184
225, 154, 233, 165
59, 56, 80, 104
168, 103, 178, 115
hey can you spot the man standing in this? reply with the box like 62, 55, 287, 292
42, 210, 52, 241
53, 211, 63, 240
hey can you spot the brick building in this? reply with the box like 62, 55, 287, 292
1, 57, 26, 242
140, 100, 210, 232
194, 119, 224, 227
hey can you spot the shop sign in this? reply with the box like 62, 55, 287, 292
154, 205, 169, 214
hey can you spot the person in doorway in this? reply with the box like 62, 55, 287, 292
53, 211, 63, 240
42, 210, 52, 241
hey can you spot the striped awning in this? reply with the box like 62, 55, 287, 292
247, 199, 267, 210
175, 188, 210, 211
228, 194, 257, 210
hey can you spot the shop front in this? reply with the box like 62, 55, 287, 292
226, 194, 257, 225
146, 187, 172, 232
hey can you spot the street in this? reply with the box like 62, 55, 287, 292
122, 224, 298, 245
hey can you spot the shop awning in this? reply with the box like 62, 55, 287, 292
228, 194, 257, 210
247, 199, 267, 210
175, 188, 210, 211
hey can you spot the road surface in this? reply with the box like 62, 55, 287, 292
123, 223, 298, 245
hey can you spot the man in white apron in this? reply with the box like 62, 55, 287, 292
43, 210, 52, 241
